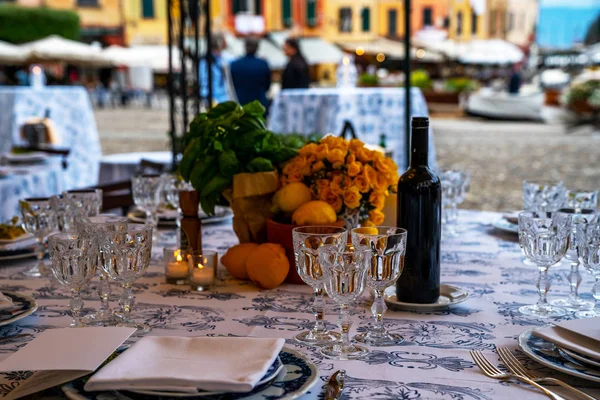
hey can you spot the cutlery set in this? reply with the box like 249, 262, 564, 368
471, 349, 598, 400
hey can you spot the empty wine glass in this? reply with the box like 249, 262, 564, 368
75, 215, 128, 326
522, 180, 566, 212
49, 195, 74, 232
319, 244, 369, 360
132, 174, 163, 238
352, 226, 408, 346
64, 189, 103, 217
162, 174, 190, 247
101, 224, 153, 333
292, 226, 347, 345
575, 218, 600, 318
518, 211, 571, 318
565, 189, 599, 212
551, 209, 596, 311
19, 197, 57, 277
439, 170, 470, 237
48, 233, 97, 327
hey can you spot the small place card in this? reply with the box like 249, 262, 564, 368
0, 327, 136, 399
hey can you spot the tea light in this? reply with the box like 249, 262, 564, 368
188, 250, 217, 291
164, 248, 188, 285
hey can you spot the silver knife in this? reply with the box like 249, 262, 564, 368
325, 369, 346, 400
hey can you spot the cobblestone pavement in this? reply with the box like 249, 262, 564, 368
95, 108, 600, 212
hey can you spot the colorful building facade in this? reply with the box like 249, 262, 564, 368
505, 0, 537, 47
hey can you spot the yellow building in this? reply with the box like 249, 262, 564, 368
448, 0, 486, 41
322, 0, 380, 44
377, 0, 405, 39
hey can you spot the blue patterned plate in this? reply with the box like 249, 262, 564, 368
518, 328, 600, 383
492, 219, 518, 234
62, 348, 319, 400
0, 292, 38, 327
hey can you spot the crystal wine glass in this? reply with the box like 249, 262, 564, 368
162, 173, 190, 247
564, 189, 599, 212
75, 215, 128, 325
440, 170, 470, 237
19, 197, 57, 277
49, 194, 74, 232
319, 243, 369, 360
522, 180, 566, 212
352, 226, 407, 346
292, 226, 347, 345
48, 232, 97, 327
64, 189, 103, 217
551, 209, 596, 311
575, 218, 600, 318
518, 211, 570, 318
101, 223, 153, 333
131, 174, 163, 239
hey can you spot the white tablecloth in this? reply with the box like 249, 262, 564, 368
0, 211, 598, 399
0, 86, 101, 190
99, 151, 172, 184
0, 159, 66, 223
268, 87, 436, 170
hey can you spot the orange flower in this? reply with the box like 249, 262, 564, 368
314, 144, 329, 161
298, 142, 318, 156
312, 160, 325, 173
327, 148, 346, 169
343, 186, 362, 209
349, 139, 365, 153
331, 174, 351, 195
353, 175, 370, 193
363, 165, 378, 188
374, 155, 392, 175
356, 146, 373, 163
319, 187, 343, 213
346, 154, 362, 177
369, 191, 386, 210
369, 209, 385, 225
321, 136, 349, 153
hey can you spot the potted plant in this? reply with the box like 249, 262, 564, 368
357, 73, 379, 88
563, 79, 600, 114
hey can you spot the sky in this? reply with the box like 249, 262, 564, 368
537, 0, 599, 49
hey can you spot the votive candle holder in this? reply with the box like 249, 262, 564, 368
188, 250, 218, 291
164, 248, 188, 285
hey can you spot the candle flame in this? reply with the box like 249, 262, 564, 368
197, 263, 204, 269
175, 250, 182, 262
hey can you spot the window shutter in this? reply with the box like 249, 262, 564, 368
142, 0, 154, 18
282, 0, 291, 27
361, 7, 370, 32
307, 0, 317, 27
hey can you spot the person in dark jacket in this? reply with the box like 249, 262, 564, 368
281, 38, 310, 90
508, 63, 522, 94
230, 37, 271, 110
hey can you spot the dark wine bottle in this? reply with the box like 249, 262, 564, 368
396, 117, 441, 304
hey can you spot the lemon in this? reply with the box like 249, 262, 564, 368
222, 243, 259, 280
272, 182, 312, 214
246, 243, 290, 289
292, 201, 337, 226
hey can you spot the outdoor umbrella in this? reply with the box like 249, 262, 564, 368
0, 40, 27, 64
21, 35, 105, 65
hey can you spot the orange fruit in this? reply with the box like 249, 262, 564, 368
291, 200, 337, 226
222, 243, 259, 280
246, 243, 290, 289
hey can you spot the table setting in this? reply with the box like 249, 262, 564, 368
0, 106, 599, 400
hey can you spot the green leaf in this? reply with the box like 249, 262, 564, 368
179, 138, 202, 181
272, 147, 299, 164
242, 101, 266, 117
200, 174, 231, 198
207, 101, 239, 119
189, 155, 216, 189
219, 149, 239, 178
200, 192, 219, 216
213, 141, 223, 152
247, 157, 274, 173
236, 116, 265, 132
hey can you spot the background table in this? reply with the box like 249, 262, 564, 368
99, 151, 172, 184
0, 159, 65, 222
0, 86, 101, 190
268, 87, 436, 170
0, 211, 598, 399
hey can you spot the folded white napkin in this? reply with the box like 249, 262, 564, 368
0, 292, 13, 311
533, 318, 600, 361
84, 336, 285, 393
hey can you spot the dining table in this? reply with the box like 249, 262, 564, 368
0, 210, 598, 399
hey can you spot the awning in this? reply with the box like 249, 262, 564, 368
269, 31, 345, 65
414, 38, 524, 64
21, 35, 105, 65
103, 45, 182, 71
0, 41, 27, 64
338, 37, 444, 63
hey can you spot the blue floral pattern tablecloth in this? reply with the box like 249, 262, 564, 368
0, 86, 101, 221
268, 87, 436, 170
0, 210, 599, 399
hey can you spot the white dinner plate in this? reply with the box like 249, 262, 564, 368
502, 210, 521, 225
492, 219, 519, 234
384, 284, 469, 312
518, 328, 600, 383
558, 346, 600, 369
128, 206, 233, 226
0, 292, 38, 327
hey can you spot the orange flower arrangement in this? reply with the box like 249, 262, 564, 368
280, 136, 399, 226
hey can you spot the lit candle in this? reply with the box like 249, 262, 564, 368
167, 251, 188, 279
191, 263, 214, 286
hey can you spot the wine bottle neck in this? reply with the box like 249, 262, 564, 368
410, 127, 429, 168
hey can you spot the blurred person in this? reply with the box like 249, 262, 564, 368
16, 67, 29, 86
200, 34, 230, 104
230, 37, 271, 111
281, 38, 309, 90
508, 63, 523, 94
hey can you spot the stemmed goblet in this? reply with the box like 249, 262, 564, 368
292, 226, 347, 345
319, 243, 369, 360
49, 195, 74, 232
522, 180, 566, 212
64, 189, 103, 217
352, 227, 407, 346
48, 232, 97, 327
518, 211, 570, 318
564, 189, 599, 211
132, 174, 163, 241
551, 209, 596, 311
101, 223, 153, 333
575, 217, 600, 318
75, 215, 128, 325
19, 197, 57, 277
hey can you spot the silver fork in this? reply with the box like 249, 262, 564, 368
498, 347, 597, 400
470, 350, 564, 400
